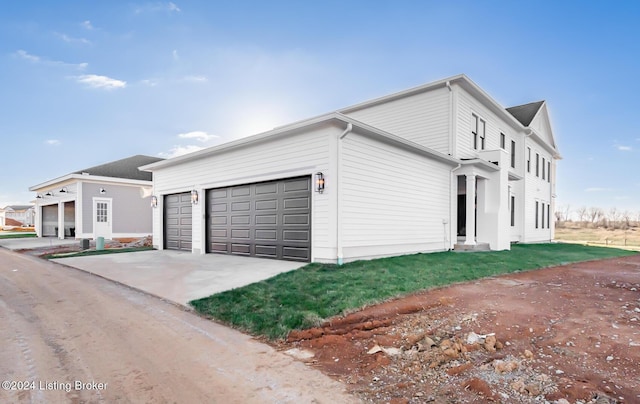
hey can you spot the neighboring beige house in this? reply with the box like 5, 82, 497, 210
30, 155, 163, 239
1, 205, 35, 227
140, 74, 560, 263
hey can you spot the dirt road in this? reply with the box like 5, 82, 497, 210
286, 255, 640, 403
0, 248, 357, 403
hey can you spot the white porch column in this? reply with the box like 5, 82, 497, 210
57, 202, 64, 239
464, 174, 476, 246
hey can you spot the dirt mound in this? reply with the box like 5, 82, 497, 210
281, 255, 640, 403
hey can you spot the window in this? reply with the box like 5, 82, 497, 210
542, 157, 546, 180
97, 202, 108, 223
535, 201, 539, 228
472, 114, 485, 150
527, 147, 531, 173
510, 195, 515, 227
510, 140, 516, 168
541, 203, 545, 229
500, 133, 506, 149
535, 153, 540, 177
547, 161, 551, 183
547, 203, 551, 228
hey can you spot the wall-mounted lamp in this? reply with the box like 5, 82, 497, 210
151, 195, 158, 208
315, 172, 325, 193
45, 191, 53, 197
99, 188, 106, 194
191, 189, 199, 205
59, 187, 68, 193
36, 194, 42, 199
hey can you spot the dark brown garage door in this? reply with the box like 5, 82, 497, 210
164, 192, 192, 251
207, 176, 311, 261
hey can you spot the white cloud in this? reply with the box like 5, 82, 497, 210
140, 78, 159, 87
55, 32, 91, 45
585, 187, 612, 192
177, 131, 217, 142
15, 50, 87, 70
135, 2, 181, 14
75, 74, 126, 90
81, 20, 94, 30
16, 50, 40, 62
158, 144, 203, 158
172, 49, 179, 61
182, 75, 208, 83
616, 145, 632, 151
45, 139, 60, 146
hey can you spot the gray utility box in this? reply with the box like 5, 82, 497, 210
80, 239, 90, 250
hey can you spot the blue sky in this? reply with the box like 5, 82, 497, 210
1, 1, 639, 214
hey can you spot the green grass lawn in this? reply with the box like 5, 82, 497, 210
190, 243, 636, 340
43, 246, 154, 259
0, 233, 37, 239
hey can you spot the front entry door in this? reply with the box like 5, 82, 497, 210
93, 198, 112, 239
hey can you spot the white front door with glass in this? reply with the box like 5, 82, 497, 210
93, 198, 112, 239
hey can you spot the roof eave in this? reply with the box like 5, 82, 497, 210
30, 174, 152, 191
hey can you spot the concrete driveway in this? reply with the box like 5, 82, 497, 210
0, 236, 77, 250
52, 250, 306, 306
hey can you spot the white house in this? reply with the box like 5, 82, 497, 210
30, 155, 163, 240
1, 205, 35, 227
139, 74, 560, 263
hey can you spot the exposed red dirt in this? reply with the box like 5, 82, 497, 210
283, 255, 640, 403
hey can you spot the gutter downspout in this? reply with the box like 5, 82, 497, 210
336, 123, 353, 265
449, 164, 461, 250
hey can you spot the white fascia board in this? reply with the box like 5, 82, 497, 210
457, 159, 501, 172
30, 174, 152, 191
141, 112, 461, 172
139, 112, 341, 172
527, 129, 562, 159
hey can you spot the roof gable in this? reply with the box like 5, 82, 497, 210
506, 101, 544, 127
74, 155, 164, 181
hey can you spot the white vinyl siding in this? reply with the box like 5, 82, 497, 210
151, 125, 335, 260
340, 131, 452, 259
343, 87, 450, 154
523, 137, 554, 242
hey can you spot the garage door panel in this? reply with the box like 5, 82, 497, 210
207, 176, 310, 262
164, 192, 192, 251
232, 186, 250, 197
283, 214, 309, 225
283, 197, 309, 209
255, 245, 277, 257
255, 214, 277, 224
231, 244, 250, 254
255, 183, 277, 194
255, 199, 277, 210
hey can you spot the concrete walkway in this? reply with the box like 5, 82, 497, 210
0, 236, 77, 250
52, 250, 305, 306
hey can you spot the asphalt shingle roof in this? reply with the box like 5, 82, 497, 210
73, 155, 164, 181
506, 101, 544, 127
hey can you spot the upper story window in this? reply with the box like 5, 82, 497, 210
500, 133, 506, 149
527, 147, 531, 173
542, 157, 546, 180
547, 161, 551, 183
535, 153, 540, 177
510, 140, 516, 168
472, 114, 485, 150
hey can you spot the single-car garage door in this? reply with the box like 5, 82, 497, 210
207, 176, 311, 261
164, 192, 192, 251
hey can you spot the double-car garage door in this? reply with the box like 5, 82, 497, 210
164, 176, 311, 262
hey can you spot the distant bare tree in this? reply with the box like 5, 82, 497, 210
607, 207, 620, 229
587, 207, 603, 227
621, 210, 632, 229
576, 206, 588, 225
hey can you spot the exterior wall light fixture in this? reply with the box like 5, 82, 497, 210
36, 194, 42, 199
191, 189, 199, 205
315, 172, 325, 193
60, 187, 67, 193
45, 191, 53, 197
99, 188, 106, 194
151, 195, 158, 208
